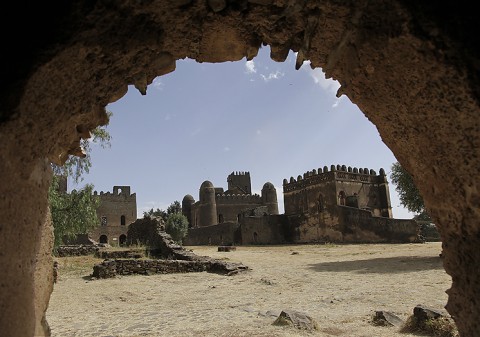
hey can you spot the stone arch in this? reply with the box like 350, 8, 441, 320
119, 234, 127, 246
0, 2, 479, 337
99, 235, 108, 244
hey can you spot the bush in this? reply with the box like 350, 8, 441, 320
165, 213, 189, 244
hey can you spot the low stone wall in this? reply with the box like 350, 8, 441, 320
55, 245, 101, 257
94, 248, 145, 259
92, 258, 248, 278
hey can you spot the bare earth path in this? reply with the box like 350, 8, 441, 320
46, 242, 451, 337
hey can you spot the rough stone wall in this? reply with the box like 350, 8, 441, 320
337, 207, 420, 243
240, 214, 286, 245
92, 257, 248, 278
284, 172, 338, 216
215, 199, 262, 223
288, 208, 343, 243
89, 186, 137, 245
55, 245, 100, 257
1, 1, 480, 336
283, 165, 391, 218
126, 217, 166, 249
184, 222, 240, 246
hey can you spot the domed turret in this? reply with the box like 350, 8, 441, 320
261, 182, 279, 215
198, 180, 217, 227
182, 194, 195, 227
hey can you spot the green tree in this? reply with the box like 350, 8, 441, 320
165, 213, 189, 244
143, 208, 167, 222
49, 111, 112, 248
167, 200, 181, 215
143, 201, 182, 223
390, 161, 430, 219
49, 175, 100, 247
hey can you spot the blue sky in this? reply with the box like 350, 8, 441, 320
72, 46, 415, 219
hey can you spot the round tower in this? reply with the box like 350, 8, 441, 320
182, 194, 195, 227
261, 182, 279, 215
198, 180, 217, 227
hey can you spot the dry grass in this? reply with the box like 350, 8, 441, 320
47, 242, 452, 337
400, 316, 459, 337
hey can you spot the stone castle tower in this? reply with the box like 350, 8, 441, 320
183, 171, 279, 228
89, 186, 137, 245
283, 164, 392, 218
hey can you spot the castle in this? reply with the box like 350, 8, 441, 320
182, 171, 278, 228
88, 186, 137, 245
183, 165, 420, 245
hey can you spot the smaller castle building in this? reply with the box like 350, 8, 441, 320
88, 186, 137, 245
182, 171, 279, 229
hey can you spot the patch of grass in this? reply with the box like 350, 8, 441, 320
55, 255, 103, 278
400, 316, 459, 337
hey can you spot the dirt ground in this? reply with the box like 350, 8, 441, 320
46, 242, 452, 337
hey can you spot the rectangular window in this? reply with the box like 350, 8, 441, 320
101, 216, 107, 226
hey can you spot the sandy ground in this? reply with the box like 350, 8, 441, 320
46, 242, 452, 337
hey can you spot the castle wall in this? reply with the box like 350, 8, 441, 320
286, 207, 342, 243
240, 214, 286, 245
215, 194, 264, 223
283, 173, 338, 216
337, 206, 419, 243
184, 222, 240, 246
283, 166, 392, 217
89, 186, 137, 245
286, 205, 419, 244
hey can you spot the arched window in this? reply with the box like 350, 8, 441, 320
119, 234, 127, 246
120, 215, 126, 226
99, 235, 108, 244
338, 191, 346, 206
253, 232, 258, 243
218, 214, 224, 223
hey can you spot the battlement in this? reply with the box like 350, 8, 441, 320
228, 171, 250, 177
283, 164, 387, 193
227, 170, 252, 195
93, 185, 136, 200
215, 193, 262, 204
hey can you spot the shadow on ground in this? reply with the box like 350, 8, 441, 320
307, 255, 443, 274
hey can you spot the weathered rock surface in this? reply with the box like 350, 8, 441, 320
0, 2, 479, 337
272, 310, 319, 330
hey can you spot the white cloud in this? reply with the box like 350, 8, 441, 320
152, 77, 164, 90
245, 60, 256, 74
256, 129, 261, 135
165, 114, 172, 121
260, 70, 285, 82
299, 59, 343, 108
223, 146, 231, 152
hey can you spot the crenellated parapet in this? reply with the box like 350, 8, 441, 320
283, 164, 387, 193
93, 185, 136, 201
215, 193, 262, 204
228, 171, 250, 176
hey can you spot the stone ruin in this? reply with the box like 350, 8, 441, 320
91, 217, 248, 279
1, 2, 480, 336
